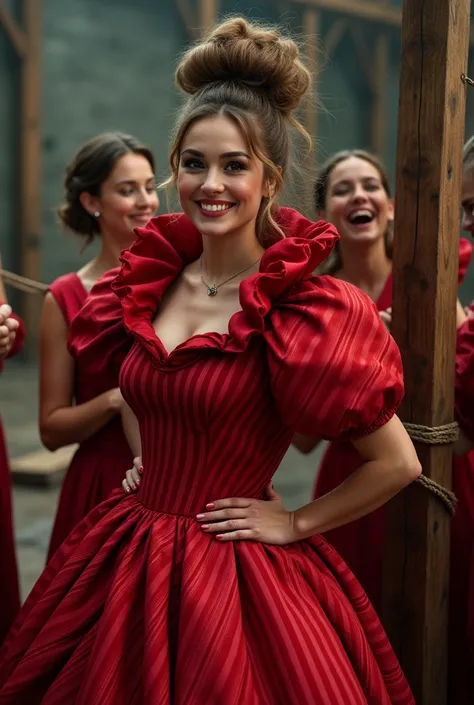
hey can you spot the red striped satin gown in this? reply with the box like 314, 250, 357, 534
0, 209, 414, 704
46, 273, 133, 560
313, 238, 474, 704
0, 313, 25, 645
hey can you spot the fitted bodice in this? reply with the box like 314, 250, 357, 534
121, 340, 292, 515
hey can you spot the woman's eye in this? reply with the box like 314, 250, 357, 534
183, 159, 204, 169
225, 161, 246, 172
146, 186, 156, 194
119, 188, 134, 196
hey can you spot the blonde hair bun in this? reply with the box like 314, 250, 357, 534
176, 17, 311, 116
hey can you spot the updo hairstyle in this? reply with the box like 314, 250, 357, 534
168, 17, 313, 244
58, 132, 155, 245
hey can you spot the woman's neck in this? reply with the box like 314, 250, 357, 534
338, 240, 392, 301
79, 235, 133, 286
200, 228, 265, 283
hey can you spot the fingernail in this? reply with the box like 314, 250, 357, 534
124, 486, 130, 494
139, 466, 143, 475
136, 478, 140, 485
200, 524, 209, 530
206, 503, 215, 510
196, 514, 205, 520
216, 535, 223, 541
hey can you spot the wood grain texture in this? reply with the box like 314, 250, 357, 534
20, 0, 42, 342
383, 1, 471, 703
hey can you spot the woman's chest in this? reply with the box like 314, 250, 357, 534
152, 277, 243, 356
119, 340, 274, 430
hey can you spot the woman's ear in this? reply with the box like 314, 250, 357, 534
79, 191, 100, 216
387, 198, 395, 222
263, 167, 283, 199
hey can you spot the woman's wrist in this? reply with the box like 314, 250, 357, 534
107, 387, 123, 412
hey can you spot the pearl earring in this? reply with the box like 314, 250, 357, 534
93, 211, 100, 218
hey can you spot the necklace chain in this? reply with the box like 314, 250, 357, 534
200, 255, 261, 296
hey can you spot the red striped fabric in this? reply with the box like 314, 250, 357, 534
0, 209, 413, 704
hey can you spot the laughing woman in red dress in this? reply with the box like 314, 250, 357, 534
41, 133, 159, 560
0, 19, 420, 704
0, 266, 25, 645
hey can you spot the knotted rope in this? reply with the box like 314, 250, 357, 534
403, 421, 458, 516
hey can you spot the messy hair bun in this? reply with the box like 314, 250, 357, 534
168, 17, 313, 245
176, 17, 311, 117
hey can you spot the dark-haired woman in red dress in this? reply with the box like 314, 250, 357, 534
0, 265, 25, 645
0, 18, 420, 704
41, 133, 159, 560
294, 148, 474, 704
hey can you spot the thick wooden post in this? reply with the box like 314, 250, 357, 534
384, 1, 470, 703
20, 0, 42, 345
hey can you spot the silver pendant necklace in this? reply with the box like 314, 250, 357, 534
200, 255, 261, 296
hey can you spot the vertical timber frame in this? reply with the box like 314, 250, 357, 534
199, 0, 218, 36
384, 1, 470, 704
302, 7, 320, 145
174, 0, 219, 41
371, 32, 389, 158
0, 0, 42, 343
289, 0, 402, 162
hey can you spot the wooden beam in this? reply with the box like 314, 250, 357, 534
348, 25, 374, 85
301, 8, 320, 217
291, 0, 402, 26
323, 18, 347, 59
19, 0, 42, 343
0, 4, 27, 56
175, 0, 199, 41
371, 32, 389, 158
199, 0, 218, 36
302, 8, 320, 142
384, 0, 470, 703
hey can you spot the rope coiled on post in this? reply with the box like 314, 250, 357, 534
402, 421, 458, 516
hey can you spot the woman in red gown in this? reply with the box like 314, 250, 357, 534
0, 270, 26, 645
0, 18, 420, 703
295, 149, 473, 703
449, 133, 474, 702
41, 133, 159, 560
